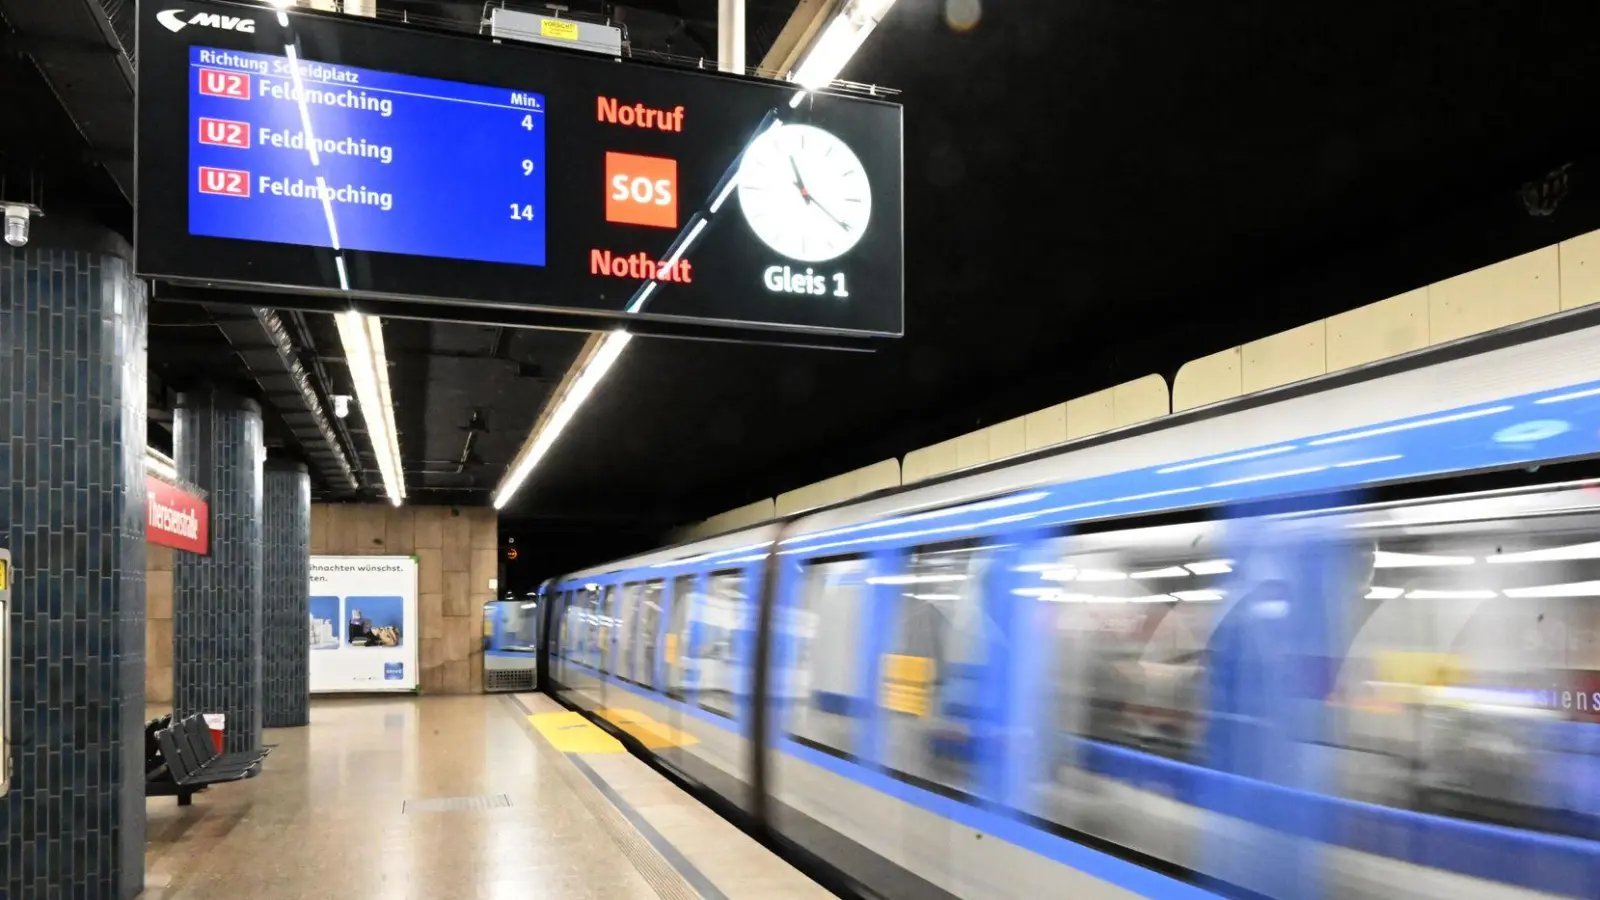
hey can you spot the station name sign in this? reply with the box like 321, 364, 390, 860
147, 476, 209, 555
135, 0, 904, 340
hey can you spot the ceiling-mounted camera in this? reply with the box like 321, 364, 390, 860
2, 203, 42, 249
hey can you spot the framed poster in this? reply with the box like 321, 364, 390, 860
310, 555, 418, 692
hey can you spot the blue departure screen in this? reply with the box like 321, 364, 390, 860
187, 46, 547, 267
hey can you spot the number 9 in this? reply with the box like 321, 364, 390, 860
522, 160, 534, 176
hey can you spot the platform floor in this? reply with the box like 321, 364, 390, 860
144, 693, 832, 900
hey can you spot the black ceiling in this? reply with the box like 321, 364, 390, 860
9, 0, 1600, 581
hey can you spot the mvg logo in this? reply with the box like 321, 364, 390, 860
198, 117, 250, 148
157, 9, 257, 33
198, 68, 250, 99
198, 167, 251, 198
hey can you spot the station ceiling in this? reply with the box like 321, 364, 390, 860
9, 0, 1600, 575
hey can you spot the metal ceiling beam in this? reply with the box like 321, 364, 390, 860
206, 305, 362, 495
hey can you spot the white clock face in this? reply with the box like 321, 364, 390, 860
736, 123, 872, 263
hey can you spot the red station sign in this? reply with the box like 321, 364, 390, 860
147, 476, 209, 555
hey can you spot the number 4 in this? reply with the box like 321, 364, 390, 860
521, 114, 534, 130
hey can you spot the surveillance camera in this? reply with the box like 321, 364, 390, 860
3, 204, 35, 249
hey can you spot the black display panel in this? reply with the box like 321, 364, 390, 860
135, 1, 904, 339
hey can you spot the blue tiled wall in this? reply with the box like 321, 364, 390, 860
0, 243, 148, 900
172, 390, 264, 753
262, 460, 310, 727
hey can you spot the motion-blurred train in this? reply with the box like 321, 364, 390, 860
540, 313, 1600, 900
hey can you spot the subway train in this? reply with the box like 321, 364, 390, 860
541, 313, 1600, 900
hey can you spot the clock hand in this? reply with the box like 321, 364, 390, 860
787, 154, 810, 197
809, 196, 852, 232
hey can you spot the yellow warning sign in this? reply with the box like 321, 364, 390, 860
0, 558, 7, 591
529, 711, 623, 754
540, 19, 579, 41
598, 707, 699, 750
881, 654, 934, 716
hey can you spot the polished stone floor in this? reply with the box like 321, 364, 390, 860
143, 693, 830, 900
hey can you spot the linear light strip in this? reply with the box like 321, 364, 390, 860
336, 310, 406, 505
285, 37, 404, 503
790, 0, 897, 91
494, 330, 633, 510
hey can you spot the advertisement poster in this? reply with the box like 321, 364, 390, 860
310, 555, 419, 693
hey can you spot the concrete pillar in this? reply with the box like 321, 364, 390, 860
172, 386, 265, 753
262, 459, 311, 727
0, 225, 148, 899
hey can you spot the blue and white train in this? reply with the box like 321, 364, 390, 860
543, 312, 1600, 900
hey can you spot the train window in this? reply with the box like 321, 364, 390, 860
593, 585, 616, 673
551, 592, 571, 682
1019, 520, 1231, 860
880, 543, 996, 791
784, 558, 866, 754
1323, 493, 1600, 838
695, 570, 747, 717
664, 574, 697, 700
614, 583, 642, 682
569, 590, 585, 668
632, 580, 665, 689
550, 591, 566, 656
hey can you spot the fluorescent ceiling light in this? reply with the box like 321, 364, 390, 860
494, 330, 632, 510
336, 310, 406, 505
1535, 386, 1600, 405
1365, 586, 1404, 600
1405, 589, 1497, 600
1156, 445, 1297, 474
1046, 568, 1126, 583
1109, 486, 1203, 505
907, 593, 962, 601
790, 0, 898, 91
1334, 454, 1403, 468
1308, 405, 1513, 446
1486, 541, 1600, 564
1131, 566, 1190, 579
865, 573, 966, 585
144, 449, 179, 481
1503, 581, 1600, 598
1208, 465, 1327, 489
788, 491, 1047, 545
1171, 589, 1224, 602
1185, 560, 1233, 575
1373, 551, 1475, 568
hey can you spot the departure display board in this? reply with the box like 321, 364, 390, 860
136, 1, 904, 339
188, 48, 548, 265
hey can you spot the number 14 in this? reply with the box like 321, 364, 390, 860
509, 204, 535, 221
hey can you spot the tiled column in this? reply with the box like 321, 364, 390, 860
172, 387, 265, 753
262, 458, 311, 727
0, 230, 148, 900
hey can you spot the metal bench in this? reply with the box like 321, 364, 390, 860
145, 714, 269, 806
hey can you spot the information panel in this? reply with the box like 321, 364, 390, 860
188, 47, 548, 266
136, 1, 903, 339
309, 555, 419, 693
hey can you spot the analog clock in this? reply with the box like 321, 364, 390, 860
736, 123, 872, 263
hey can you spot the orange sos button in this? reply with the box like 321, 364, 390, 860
605, 152, 677, 229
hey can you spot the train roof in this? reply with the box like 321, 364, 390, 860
558, 309, 1600, 584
